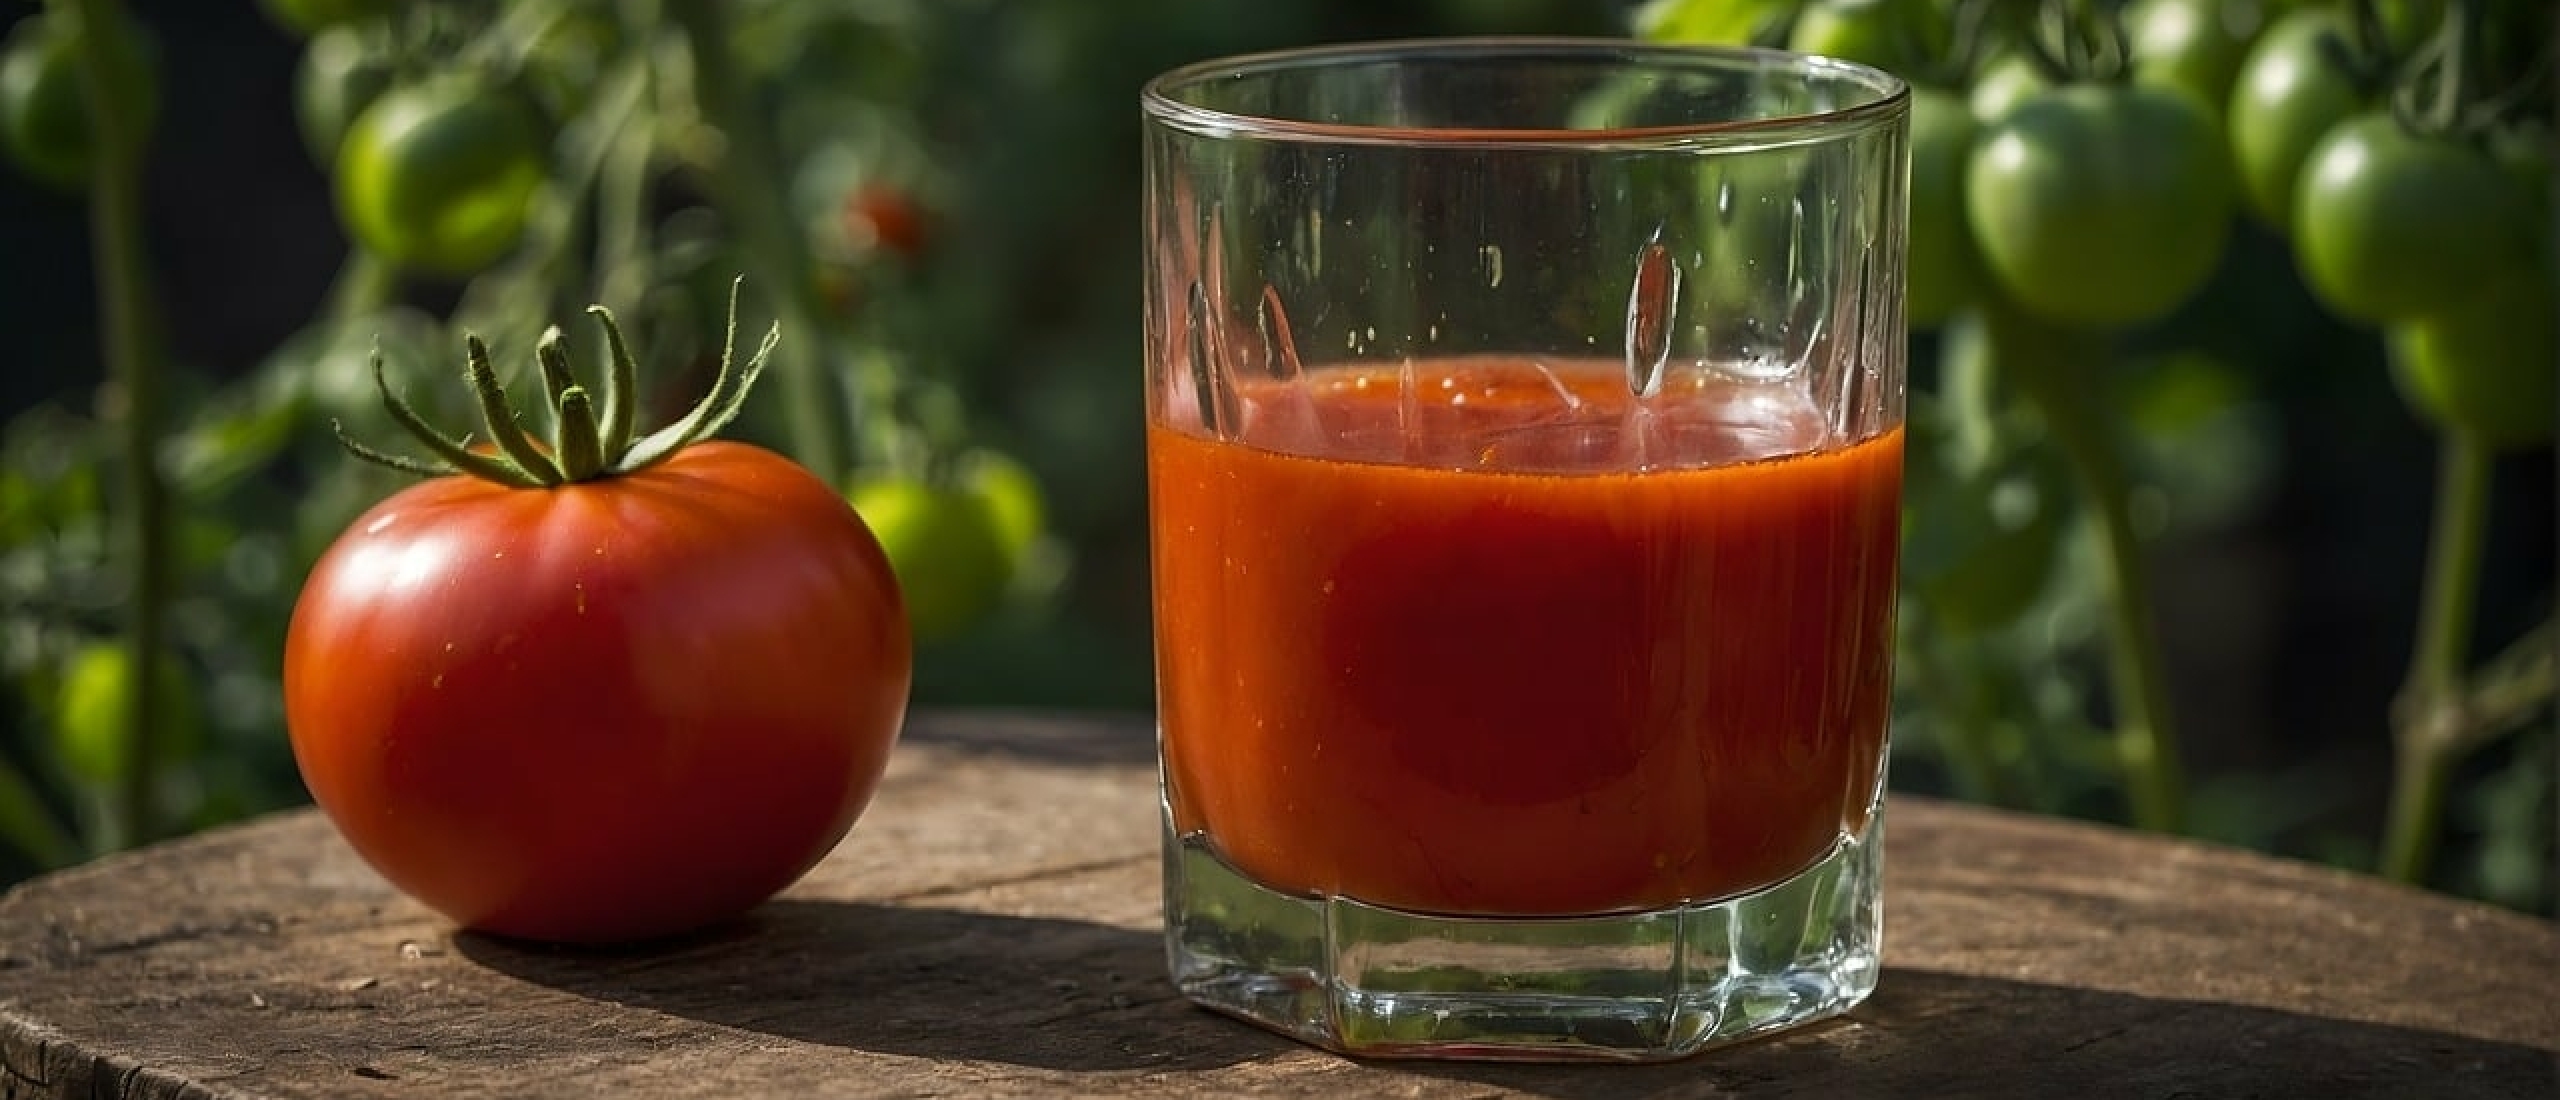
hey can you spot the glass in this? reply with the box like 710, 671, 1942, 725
1142, 38, 1908, 1062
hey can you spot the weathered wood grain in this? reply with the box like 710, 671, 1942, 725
2, 711, 2553, 1099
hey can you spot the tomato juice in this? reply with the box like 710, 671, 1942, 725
1148, 356, 1902, 916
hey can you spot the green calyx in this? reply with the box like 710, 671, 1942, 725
335, 279, 780, 488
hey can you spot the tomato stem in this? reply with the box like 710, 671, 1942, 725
57, 0, 169, 850
590, 305, 641, 458
556, 388, 606, 480
465, 336, 568, 486
2380, 434, 2492, 883
665, 0, 846, 480
1981, 303, 2187, 834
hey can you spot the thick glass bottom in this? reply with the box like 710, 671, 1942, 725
1162, 804, 1882, 1062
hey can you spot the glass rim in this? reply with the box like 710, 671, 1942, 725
1140, 36, 1910, 151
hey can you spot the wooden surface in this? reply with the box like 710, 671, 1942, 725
2, 711, 2554, 1099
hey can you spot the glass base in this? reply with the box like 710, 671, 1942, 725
1163, 807, 1881, 1062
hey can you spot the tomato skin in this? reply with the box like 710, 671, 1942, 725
2387, 265, 2558, 450
1965, 83, 2234, 328
284, 441, 912, 944
334, 78, 548, 275
2125, 0, 2257, 122
1968, 52, 2049, 124
1907, 86, 1983, 329
2228, 8, 2366, 229
0, 11, 155, 191
845, 184, 929, 262
2293, 113, 2532, 324
1787, 0, 1946, 75
849, 476, 1015, 642
294, 26, 393, 165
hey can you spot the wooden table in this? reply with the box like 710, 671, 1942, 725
2, 712, 2553, 1099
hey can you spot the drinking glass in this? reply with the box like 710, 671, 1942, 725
1142, 38, 1908, 1061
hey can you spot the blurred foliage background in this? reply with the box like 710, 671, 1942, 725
0, 0, 2550, 914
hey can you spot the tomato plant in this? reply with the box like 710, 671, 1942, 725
257, 0, 394, 38
2124, 0, 2258, 121
2292, 112, 2531, 323
0, 10, 154, 191
293, 26, 393, 165
334, 78, 548, 275
1965, 82, 2234, 327
2387, 264, 2557, 450
285, 299, 911, 944
849, 473, 1016, 642
2228, 7, 2368, 228
1787, 0, 1947, 74
1906, 85, 1984, 328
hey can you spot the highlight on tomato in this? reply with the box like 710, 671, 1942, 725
284, 283, 912, 945
2227, 6, 2368, 228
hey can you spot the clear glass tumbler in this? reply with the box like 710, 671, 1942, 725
1142, 38, 1908, 1061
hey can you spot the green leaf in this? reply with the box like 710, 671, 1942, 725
1633, 0, 1797, 44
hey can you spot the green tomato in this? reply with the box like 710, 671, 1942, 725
1906, 86, 1983, 329
2125, 0, 2259, 121
0, 11, 155, 191
959, 450, 1047, 565
2293, 113, 2532, 324
1965, 83, 2235, 328
334, 78, 548, 275
848, 477, 1015, 642
2386, 265, 2557, 450
1967, 52, 2049, 124
258, 0, 395, 38
1787, 0, 1948, 76
53, 643, 198, 787
2228, 8, 2367, 229
294, 26, 393, 166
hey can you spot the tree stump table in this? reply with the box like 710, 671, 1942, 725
3, 711, 2553, 1098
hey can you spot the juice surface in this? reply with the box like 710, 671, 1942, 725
1148, 356, 1901, 916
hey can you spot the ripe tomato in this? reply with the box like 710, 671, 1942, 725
2227, 8, 2367, 229
2293, 113, 2532, 324
293, 26, 392, 165
845, 184, 930, 262
849, 475, 1016, 642
334, 78, 548, 275
2387, 264, 2557, 450
1966, 82, 2234, 328
1907, 85, 1984, 329
0, 11, 155, 191
286, 440, 911, 943
2125, 0, 2259, 121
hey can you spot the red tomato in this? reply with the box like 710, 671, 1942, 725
845, 184, 928, 262
284, 440, 911, 944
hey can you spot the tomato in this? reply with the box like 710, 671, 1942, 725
849, 476, 1015, 642
2228, 8, 2367, 228
2293, 113, 2532, 323
844, 184, 929, 262
287, 307, 911, 944
1966, 83, 2234, 328
959, 449, 1047, 561
1968, 52, 2049, 124
2125, 0, 2259, 121
1907, 86, 1984, 328
0, 11, 154, 191
1786, 0, 1947, 75
258, 0, 393, 38
2387, 264, 2557, 450
293, 26, 392, 166
52, 642, 198, 787
334, 78, 548, 275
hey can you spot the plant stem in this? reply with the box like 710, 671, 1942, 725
324, 249, 399, 324
60, 0, 168, 851
663, 0, 843, 478
2380, 435, 2493, 883
1984, 303, 2186, 833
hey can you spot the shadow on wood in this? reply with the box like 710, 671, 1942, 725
454, 899, 1285, 1073
1407, 969, 2558, 1099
